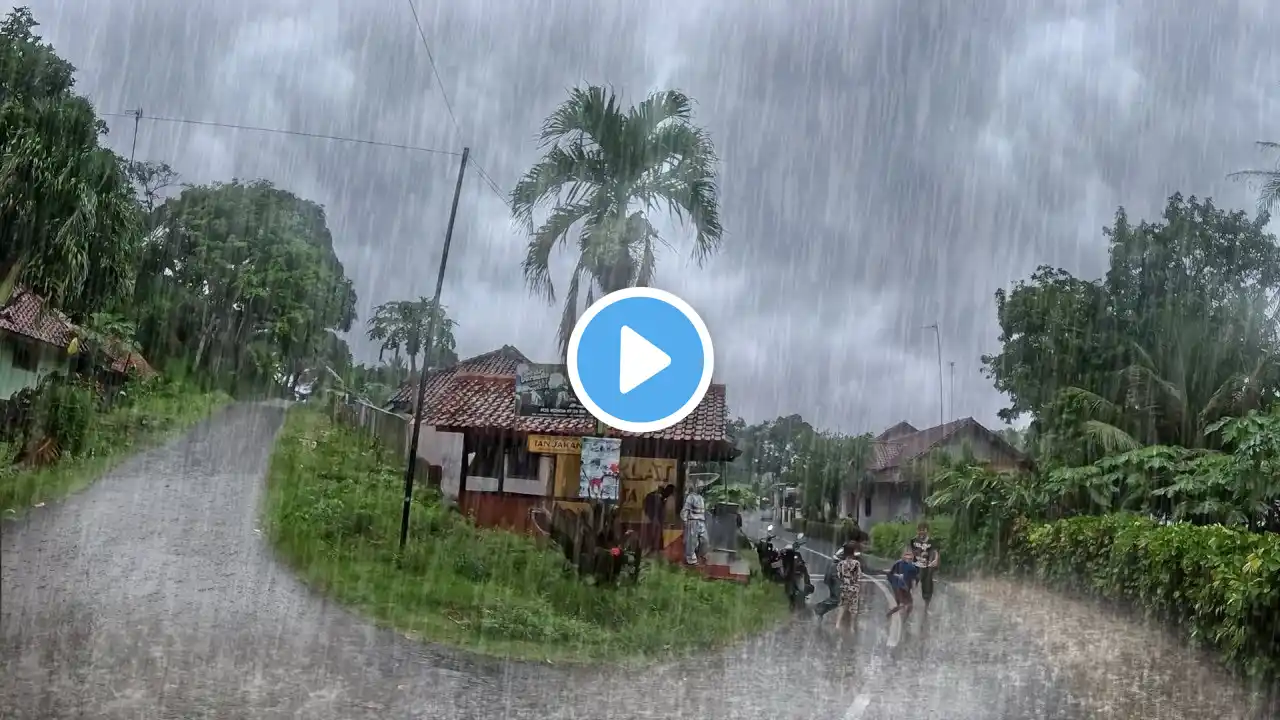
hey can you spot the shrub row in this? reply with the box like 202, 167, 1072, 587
1012, 514, 1280, 678
870, 517, 952, 559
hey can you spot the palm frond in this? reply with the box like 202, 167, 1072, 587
1080, 419, 1141, 455
521, 201, 593, 301
557, 261, 585, 357
538, 86, 623, 150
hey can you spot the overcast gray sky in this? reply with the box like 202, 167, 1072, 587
28, 0, 1280, 434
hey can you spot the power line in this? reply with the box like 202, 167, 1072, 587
101, 111, 462, 157
403, 0, 511, 210
404, 0, 460, 137
470, 162, 509, 207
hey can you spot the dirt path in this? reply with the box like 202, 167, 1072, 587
2, 402, 1263, 719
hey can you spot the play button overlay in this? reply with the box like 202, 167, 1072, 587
567, 287, 715, 433
618, 326, 671, 394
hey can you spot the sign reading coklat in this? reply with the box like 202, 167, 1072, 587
527, 434, 582, 454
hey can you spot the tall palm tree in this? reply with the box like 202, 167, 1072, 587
365, 297, 457, 376
510, 86, 724, 352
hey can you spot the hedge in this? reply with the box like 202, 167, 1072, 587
1013, 514, 1280, 678
870, 518, 951, 558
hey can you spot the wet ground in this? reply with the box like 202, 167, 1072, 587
1, 403, 1273, 719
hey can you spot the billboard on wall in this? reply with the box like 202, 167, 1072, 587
514, 363, 590, 419
579, 436, 622, 501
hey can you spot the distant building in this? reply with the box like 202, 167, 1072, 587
844, 417, 1029, 527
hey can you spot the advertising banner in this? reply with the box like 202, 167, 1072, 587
514, 363, 589, 419
579, 436, 622, 501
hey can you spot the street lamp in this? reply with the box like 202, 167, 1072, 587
922, 324, 944, 428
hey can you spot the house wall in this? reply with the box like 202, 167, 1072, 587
417, 424, 465, 496
0, 335, 68, 400
852, 473, 923, 528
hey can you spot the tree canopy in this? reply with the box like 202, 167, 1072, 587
365, 297, 458, 376
134, 179, 358, 388
983, 193, 1280, 465
0, 7, 140, 316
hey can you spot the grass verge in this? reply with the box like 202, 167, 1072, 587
0, 381, 231, 514
264, 407, 789, 664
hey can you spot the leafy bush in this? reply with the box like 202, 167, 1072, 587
871, 519, 940, 557
32, 377, 97, 456
867, 516, 995, 574
1014, 514, 1280, 678
265, 408, 786, 662
0, 377, 229, 512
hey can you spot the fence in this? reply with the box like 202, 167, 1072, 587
333, 395, 409, 458
331, 395, 446, 491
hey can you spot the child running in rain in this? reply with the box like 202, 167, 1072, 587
833, 540, 863, 633
886, 548, 921, 621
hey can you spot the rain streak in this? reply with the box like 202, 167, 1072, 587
2, 1, 1279, 719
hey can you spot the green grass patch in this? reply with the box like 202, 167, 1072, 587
264, 407, 788, 664
0, 381, 231, 514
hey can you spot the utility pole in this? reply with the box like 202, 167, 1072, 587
129, 107, 143, 165
949, 361, 956, 421
923, 324, 944, 428
399, 146, 469, 551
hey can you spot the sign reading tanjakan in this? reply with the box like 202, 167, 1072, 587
528, 435, 581, 454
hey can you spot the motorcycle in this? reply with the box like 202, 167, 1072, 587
754, 525, 815, 609
754, 524, 784, 580
779, 533, 815, 611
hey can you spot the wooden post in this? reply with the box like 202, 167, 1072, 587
496, 432, 508, 496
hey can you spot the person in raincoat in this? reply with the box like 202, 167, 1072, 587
680, 485, 708, 565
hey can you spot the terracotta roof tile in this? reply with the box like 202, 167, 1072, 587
0, 289, 76, 348
875, 421, 919, 442
1, 288, 156, 376
388, 345, 530, 412
105, 349, 157, 377
867, 417, 1029, 472
424, 372, 730, 442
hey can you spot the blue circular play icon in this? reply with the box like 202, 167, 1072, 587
567, 287, 715, 433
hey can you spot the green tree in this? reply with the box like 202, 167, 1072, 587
510, 86, 723, 352
984, 194, 1280, 462
0, 7, 141, 315
134, 179, 357, 388
365, 297, 458, 377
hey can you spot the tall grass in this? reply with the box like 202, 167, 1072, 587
0, 378, 231, 513
264, 408, 787, 663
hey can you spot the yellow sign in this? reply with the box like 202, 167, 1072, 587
619, 457, 677, 521
528, 435, 581, 454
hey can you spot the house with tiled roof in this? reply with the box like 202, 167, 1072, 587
845, 417, 1028, 527
0, 288, 156, 400
387, 344, 737, 566
0, 289, 78, 400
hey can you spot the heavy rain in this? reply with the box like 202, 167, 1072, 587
2, 1, 1279, 718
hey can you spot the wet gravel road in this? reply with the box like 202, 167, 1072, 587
1, 403, 1270, 719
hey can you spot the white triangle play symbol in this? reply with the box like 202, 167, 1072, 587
619, 325, 671, 394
